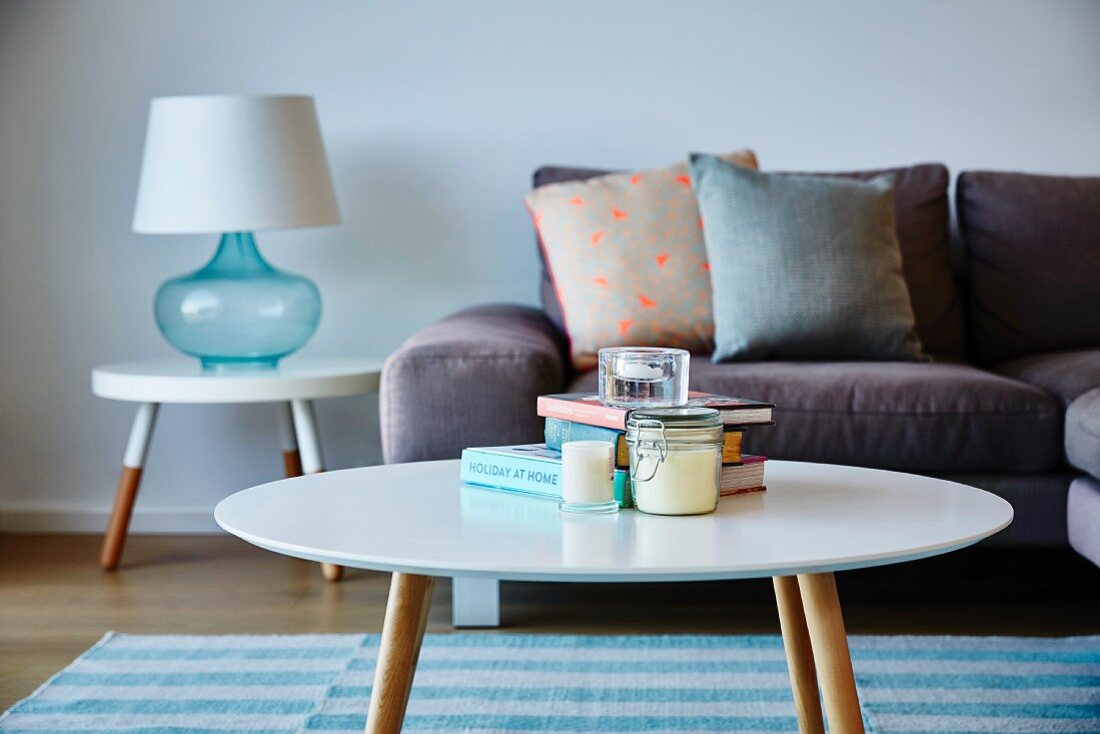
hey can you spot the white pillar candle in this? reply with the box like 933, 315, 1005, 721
561, 441, 616, 506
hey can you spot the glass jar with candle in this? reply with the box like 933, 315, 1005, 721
626, 407, 723, 515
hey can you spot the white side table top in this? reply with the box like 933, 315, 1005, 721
91, 358, 384, 403
215, 459, 1013, 583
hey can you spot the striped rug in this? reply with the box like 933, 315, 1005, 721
2, 633, 1097, 733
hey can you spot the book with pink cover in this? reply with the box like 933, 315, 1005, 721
536, 391, 774, 431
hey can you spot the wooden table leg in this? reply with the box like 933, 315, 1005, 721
287, 400, 344, 582
365, 572, 435, 734
277, 402, 305, 478
320, 560, 345, 582
773, 576, 825, 734
283, 451, 305, 479
798, 572, 865, 734
100, 402, 159, 571
283, 450, 304, 478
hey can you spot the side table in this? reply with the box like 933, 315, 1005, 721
91, 358, 383, 579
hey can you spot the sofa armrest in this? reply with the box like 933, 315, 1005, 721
380, 304, 569, 463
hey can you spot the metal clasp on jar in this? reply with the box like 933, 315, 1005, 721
630, 418, 668, 483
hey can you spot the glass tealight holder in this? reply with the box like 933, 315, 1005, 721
598, 347, 689, 408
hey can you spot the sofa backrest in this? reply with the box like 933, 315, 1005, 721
532, 162, 966, 360
957, 171, 1100, 367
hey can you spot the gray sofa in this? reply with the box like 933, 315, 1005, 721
380, 163, 1100, 623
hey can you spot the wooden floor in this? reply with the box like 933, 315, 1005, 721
2, 533, 1099, 710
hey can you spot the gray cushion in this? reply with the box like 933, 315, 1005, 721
571, 360, 1062, 472
688, 154, 923, 361
785, 164, 963, 359
1068, 476, 1100, 568
995, 349, 1100, 406
958, 171, 1100, 366
1066, 387, 1100, 480
534, 162, 963, 359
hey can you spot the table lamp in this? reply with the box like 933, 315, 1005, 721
133, 94, 340, 370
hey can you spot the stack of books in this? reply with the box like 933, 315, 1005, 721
460, 391, 774, 506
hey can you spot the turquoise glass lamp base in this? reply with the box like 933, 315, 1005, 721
155, 232, 322, 371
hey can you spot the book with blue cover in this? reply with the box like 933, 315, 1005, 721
462, 442, 766, 505
460, 443, 634, 507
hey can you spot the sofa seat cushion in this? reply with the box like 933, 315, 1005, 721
570, 360, 1062, 472
1066, 388, 1100, 480
995, 349, 1100, 407
1068, 477, 1100, 568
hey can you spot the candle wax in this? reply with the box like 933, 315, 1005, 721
617, 361, 665, 380
561, 441, 615, 505
633, 448, 719, 515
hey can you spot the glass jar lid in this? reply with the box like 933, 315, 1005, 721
628, 406, 722, 429
626, 407, 724, 449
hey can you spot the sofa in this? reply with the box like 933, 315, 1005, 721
380, 162, 1100, 625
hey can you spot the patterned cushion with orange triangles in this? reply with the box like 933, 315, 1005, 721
525, 150, 758, 370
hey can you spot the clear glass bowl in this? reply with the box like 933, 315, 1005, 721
598, 347, 690, 407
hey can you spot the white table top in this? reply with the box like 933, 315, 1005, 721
92, 358, 383, 403
215, 460, 1013, 582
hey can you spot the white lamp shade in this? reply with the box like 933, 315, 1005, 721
133, 95, 340, 234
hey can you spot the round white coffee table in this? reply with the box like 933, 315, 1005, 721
92, 357, 382, 577
215, 459, 1012, 734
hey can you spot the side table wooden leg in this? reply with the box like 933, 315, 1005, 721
276, 402, 304, 478
773, 576, 825, 734
365, 573, 435, 734
290, 399, 344, 582
100, 402, 159, 571
798, 572, 865, 734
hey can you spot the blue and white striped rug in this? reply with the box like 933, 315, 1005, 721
2, 633, 1098, 733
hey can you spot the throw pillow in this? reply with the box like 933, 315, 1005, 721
688, 153, 924, 362
793, 164, 962, 359
533, 162, 960, 360
526, 150, 758, 370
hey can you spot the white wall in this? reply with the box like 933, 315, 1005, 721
2, 0, 1099, 532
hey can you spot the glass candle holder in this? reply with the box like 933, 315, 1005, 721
598, 347, 689, 408
559, 441, 619, 514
